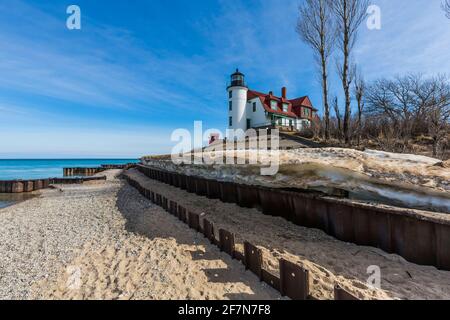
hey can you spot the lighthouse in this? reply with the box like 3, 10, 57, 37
227, 69, 248, 140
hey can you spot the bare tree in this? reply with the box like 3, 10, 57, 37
354, 70, 365, 145
331, 0, 369, 144
425, 75, 450, 157
333, 96, 343, 140
443, 0, 450, 19
297, 0, 335, 141
366, 74, 450, 156
366, 75, 416, 145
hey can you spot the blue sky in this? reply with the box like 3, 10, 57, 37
0, 0, 449, 158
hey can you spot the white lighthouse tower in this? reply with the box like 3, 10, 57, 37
227, 69, 248, 140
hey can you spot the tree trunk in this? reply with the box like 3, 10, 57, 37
343, 17, 351, 145
357, 108, 362, 146
433, 136, 438, 157
321, 51, 330, 140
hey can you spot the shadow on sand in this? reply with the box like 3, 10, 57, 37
114, 182, 278, 300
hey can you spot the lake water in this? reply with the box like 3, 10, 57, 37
0, 159, 138, 209
0, 193, 37, 209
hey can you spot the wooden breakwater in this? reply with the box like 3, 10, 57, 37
63, 164, 135, 177
135, 164, 450, 272
63, 167, 105, 176
1, 164, 134, 194
0, 176, 107, 194
0, 179, 49, 193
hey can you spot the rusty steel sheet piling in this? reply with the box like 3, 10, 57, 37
203, 219, 215, 244
244, 242, 263, 280
33, 180, 43, 190
258, 187, 295, 218
327, 203, 354, 243
237, 184, 260, 209
135, 165, 450, 271
195, 178, 207, 197
162, 197, 168, 210
334, 285, 359, 300
169, 201, 178, 216
188, 212, 201, 232
172, 173, 180, 188
162, 172, 169, 184
219, 181, 238, 204
155, 194, 162, 206
150, 191, 155, 203
233, 250, 245, 263
390, 214, 437, 266
205, 179, 221, 199
177, 204, 184, 220
178, 175, 187, 190
42, 179, 50, 189
23, 181, 34, 192
280, 259, 310, 300
10, 181, 24, 193
261, 270, 281, 292
219, 229, 236, 258
168, 200, 174, 214
186, 177, 197, 194
178, 206, 187, 223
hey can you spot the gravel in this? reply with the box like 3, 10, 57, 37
0, 170, 125, 299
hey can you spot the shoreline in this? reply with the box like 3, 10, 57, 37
0, 159, 138, 181
0, 192, 39, 209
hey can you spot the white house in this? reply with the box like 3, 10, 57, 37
227, 69, 317, 137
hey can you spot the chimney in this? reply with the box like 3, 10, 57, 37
269, 91, 273, 96
282, 87, 287, 99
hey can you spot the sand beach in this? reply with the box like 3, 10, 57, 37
0, 170, 279, 300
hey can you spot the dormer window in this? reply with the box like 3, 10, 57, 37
270, 100, 278, 110
304, 108, 310, 117
282, 103, 289, 113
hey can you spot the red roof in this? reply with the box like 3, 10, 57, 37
247, 89, 317, 120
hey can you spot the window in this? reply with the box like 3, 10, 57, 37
229, 91, 232, 98
270, 100, 278, 110
246, 119, 251, 130
302, 107, 310, 117
229, 117, 233, 127
229, 101, 232, 111
282, 103, 289, 113
253, 102, 256, 112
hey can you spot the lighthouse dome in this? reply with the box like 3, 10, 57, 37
229, 69, 247, 88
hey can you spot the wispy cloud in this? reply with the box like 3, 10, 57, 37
0, 0, 448, 157
355, 0, 450, 80
0, 0, 225, 118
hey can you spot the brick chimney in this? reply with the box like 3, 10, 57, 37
282, 87, 287, 99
